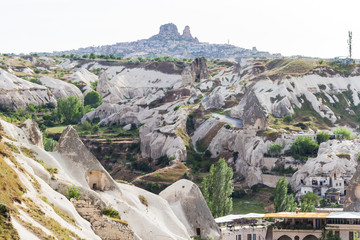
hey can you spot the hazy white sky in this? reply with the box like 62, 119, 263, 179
1, 0, 359, 58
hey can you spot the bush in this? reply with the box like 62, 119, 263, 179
290, 136, 319, 157
174, 105, 181, 111
84, 91, 102, 108
268, 143, 282, 157
65, 185, 80, 200
139, 195, 148, 207
317, 131, 330, 144
92, 124, 99, 133
43, 136, 57, 152
224, 124, 231, 129
333, 127, 352, 140
102, 206, 119, 218
283, 115, 293, 124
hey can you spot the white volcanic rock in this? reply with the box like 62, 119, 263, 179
40, 76, 83, 99
0, 69, 56, 109
70, 68, 98, 94
20, 119, 43, 148
291, 140, 360, 190
96, 66, 183, 102
204, 86, 227, 110
160, 179, 221, 239
1, 121, 194, 240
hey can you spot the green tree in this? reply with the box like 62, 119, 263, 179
290, 136, 319, 157
300, 192, 320, 212
201, 158, 234, 217
84, 91, 102, 108
89, 53, 96, 59
334, 127, 352, 140
57, 96, 83, 124
274, 177, 297, 212
317, 131, 330, 144
268, 143, 282, 157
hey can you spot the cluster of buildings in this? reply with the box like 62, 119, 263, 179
217, 212, 360, 240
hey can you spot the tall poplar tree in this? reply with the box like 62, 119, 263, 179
201, 158, 234, 218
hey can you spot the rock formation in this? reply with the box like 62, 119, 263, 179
19, 119, 43, 148
149, 23, 181, 41
181, 25, 199, 43
160, 179, 221, 240
344, 164, 360, 211
0, 69, 56, 109
181, 57, 210, 84
231, 90, 267, 130
40, 76, 83, 99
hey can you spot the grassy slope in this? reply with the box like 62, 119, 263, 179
231, 187, 274, 214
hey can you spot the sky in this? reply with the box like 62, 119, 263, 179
1, 0, 360, 58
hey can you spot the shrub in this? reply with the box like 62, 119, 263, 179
84, 91, 102, 108
268, 143, 282, 157
43, 136, 57, 152
102, 206, 120, 218
317, 131, 330, 144
334, 127, 352, 140
283, 115, 293, 124
224, 124, 231, 129
290, 136, 319, 157
92, 124, 99, 133
174, 105, 181, 111
139, 195, 148, 207
65, 185, 80, 200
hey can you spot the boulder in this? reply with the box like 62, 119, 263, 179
160, 179, 220, 239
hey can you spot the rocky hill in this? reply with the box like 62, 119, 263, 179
2, 53, 360, 231
44, 23, 281, 60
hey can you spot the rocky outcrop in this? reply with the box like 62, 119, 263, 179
181, 26, 199, 43
71, 199, 135, 240
55, 125, 117, 190
160, 179, 220, 240
344, 166, 360, 211
181, 57, 210, 84
149, 23, 181, 41
231, 90, 267, 130
19, 119, 43, 148
40, 76, 83, 99
204, 86, 227, 110
70, 68, 98, 94
0, 69, 56, 109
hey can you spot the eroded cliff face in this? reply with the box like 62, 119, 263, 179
0, 118, 221, 240
0, 69, 57, 109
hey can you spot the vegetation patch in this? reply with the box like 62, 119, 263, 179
139, 195, 148, 207
336, 153, 350, 160
140, 162, 188, 184
41, 196, 76, 226
21, 198, 84, 240
4, 142, 20, 154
